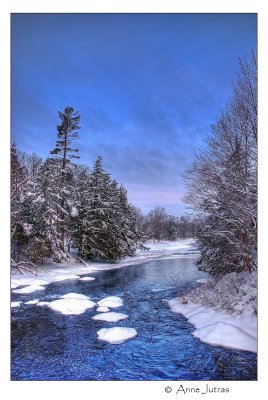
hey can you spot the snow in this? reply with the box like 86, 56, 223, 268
11, 239, 197, 289
182, 271, 257, 316
12, 285, 46, 294
28, 279, 49, 286
96, 306, 110, 312
36, 301, 49, 307
168, 298, 257, 353
136, 239, 196, 255
196, 278, 211, 284
193, 321, 256, 353
53, 274, 80, 282
60, 293, 90, 300
79, 276, 95, 281
48, 298, 96, 315
92, 312, 128, 322
25, 299, 39, 305
11, 301, 22, 308
97, 296, 123, 308
97, 327, 137, 344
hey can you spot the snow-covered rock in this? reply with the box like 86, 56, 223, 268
97, 327, 137, 344
60, 293, 90, 300
96, 306, 110, 313
79, 276, 95, 281
97, 296, 123, 308
12, 285, 46, 294
11, 301, 22, 308
25, 299, 39, 305
48, 298, 96, 315
92, 312, 128, 322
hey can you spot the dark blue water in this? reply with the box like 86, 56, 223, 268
11, 257, 257, 381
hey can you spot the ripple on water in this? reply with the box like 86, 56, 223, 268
11, 257, 257, 380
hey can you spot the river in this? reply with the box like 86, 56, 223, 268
11, 255, 257, 380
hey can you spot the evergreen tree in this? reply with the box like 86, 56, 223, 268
50, 106, 80, 253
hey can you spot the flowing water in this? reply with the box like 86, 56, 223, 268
11, 256, 257, 380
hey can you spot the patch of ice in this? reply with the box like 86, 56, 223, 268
60, 293, 90, 300
25, 299, 39, 305
53, 274, 80, 282
97, 327, 137, 344
48, 298, 96, 315
11, 301, 22, 308
96, 306, 110, 313
97, 296, 123, 308
92, 312, 128, 322
79, 276, 95, 281
12, 285, 46, 294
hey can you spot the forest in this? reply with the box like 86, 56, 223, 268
11, 115, 198, 269
11, 50, 257, 280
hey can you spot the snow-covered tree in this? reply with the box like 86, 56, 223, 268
49, 106, 80, 253
183, 50, 257, 275
73, 157, 142, 261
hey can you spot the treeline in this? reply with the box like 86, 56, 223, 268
134, 206, 201, 241
183, 50, 257, 276
11, 107, 144, 265
11, 107, 197, 267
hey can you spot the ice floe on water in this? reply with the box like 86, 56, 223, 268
96, 306, 110, 313
36, 301, 49, 307
97, 327, 137, 344
97, 296, 123, 308
48, 298, 96, 315
29, 279, 49, 286
11, 301, 22, 308
168, 298, 257, 353
92, 312, 128, 322
79, 276, 95, 281
60, 293, 90, 300
12, 285, 46, 294
25, 299, 39, 305
53, 274, 80, 282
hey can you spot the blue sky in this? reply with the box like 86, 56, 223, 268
11, 13, 257, 216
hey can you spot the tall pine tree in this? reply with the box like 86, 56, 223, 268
49, 106, 80, 254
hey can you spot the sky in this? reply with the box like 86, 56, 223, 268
11, 13, 257, 216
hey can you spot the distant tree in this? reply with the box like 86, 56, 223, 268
165, 215, 178, 241
18, 151, 43, 178
146, 207, 168, 241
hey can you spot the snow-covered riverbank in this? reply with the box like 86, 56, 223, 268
169, 271, 257, 353
11, 239, 257, 354
11, 239, 196, 290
